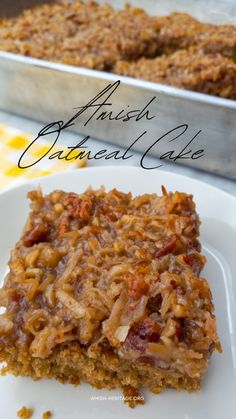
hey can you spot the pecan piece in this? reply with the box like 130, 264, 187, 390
57, 216, 70, 237
127, 273, 149, 300
156, 234, 177, 257
179, 318, 203, 344
124, 318, 161, 352
23, 222, 48, 247
64, 193, 93, 221
147, 293, 162, 313
183, 253, 205, 276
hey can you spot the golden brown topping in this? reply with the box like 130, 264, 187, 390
172, 304, 187, 318
102, 290, 128, 347
0, 313, 13, 335
24, 248, 40, 268
30, 325, 74, 358
56, 290, 86, 319
37, 245, 61, 268
24, 309, 49, 335
0, 289, 11, 307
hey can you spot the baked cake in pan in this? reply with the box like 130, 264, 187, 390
114, 50, 236, 99
0, 1, 236, 99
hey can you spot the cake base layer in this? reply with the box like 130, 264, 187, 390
0, 342, 200, 400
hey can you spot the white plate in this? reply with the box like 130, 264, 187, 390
0, 167, 236, 419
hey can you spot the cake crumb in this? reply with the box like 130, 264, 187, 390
42, 411, 52, 419
123, 386, 145, 408
0, 366, 7, 376
17, 406, 33, 419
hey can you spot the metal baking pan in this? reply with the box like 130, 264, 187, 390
0, 0, 236, 179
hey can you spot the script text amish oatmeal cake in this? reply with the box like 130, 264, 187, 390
0, 187, 221, 406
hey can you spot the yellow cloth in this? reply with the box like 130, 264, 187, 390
0, 123, 86, 192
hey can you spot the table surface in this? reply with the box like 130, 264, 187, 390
0, 110, 235, 197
